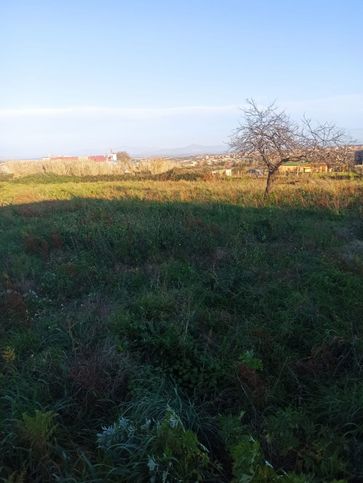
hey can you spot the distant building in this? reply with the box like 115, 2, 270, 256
107, 152, 117, 162
212, 167, 245, 177
88, 152, 117, 162
89, 155, 107, 162
279, 163, 329, 174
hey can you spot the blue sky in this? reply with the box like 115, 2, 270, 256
1, 0, 362, 157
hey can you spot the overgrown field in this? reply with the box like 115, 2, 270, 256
0, 175, 362, 482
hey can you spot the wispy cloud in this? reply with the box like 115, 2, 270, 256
1, 94, 362, 124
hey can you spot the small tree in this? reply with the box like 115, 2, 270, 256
230, 100, 302, 196
116, 151, 131, 163
230, 99, 349, 195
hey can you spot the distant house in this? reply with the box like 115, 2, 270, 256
279, 163, 329, 174
89, 155, 107, 162
107, 152, 118, 163
212, 167, 245, 177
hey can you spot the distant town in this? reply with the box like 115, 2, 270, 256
1, 145, 363, 179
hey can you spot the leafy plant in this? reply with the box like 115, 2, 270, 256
18, 409, 57, 452
239, 350, 263, 371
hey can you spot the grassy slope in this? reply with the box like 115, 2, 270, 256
0, 175, 362, 482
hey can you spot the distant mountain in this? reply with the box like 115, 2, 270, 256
130, 144, 228, 157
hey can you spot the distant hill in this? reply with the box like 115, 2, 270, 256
132, 144, 228, 157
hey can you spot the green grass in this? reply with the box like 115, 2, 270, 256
0, 175, 362, 481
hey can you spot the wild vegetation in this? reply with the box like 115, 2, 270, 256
0, 173, 362, 482
0, 157, 175, 178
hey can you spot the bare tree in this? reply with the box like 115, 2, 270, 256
230, 100, 303, 195
230, 99, 350, 195
302, 118, 353, 171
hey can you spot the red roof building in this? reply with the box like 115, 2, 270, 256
89, 155, 107, 162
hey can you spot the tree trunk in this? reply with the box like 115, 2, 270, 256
264, 169, 276, 197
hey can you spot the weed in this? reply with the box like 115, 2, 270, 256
18, 409, 57, 452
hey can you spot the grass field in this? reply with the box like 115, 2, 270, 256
0, 174, 362, 482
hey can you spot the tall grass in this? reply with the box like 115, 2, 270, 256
0, 157, 176, 178
0, 174, 361, 213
